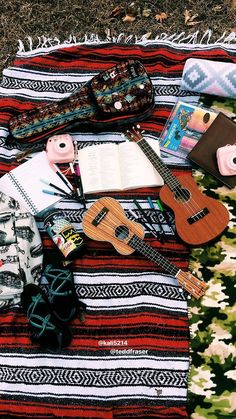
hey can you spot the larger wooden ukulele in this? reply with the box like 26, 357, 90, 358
125, 126, 229, 246
82, 197, 208, 299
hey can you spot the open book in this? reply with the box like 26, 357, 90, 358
0, 151, 71, 215
77, 140, 164, 193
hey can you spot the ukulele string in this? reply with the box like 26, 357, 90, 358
126, 126, 204, 215
84, 202, 188, 273
176, 271, 206, 297
83, 232, 201, 296
84, 205, 134, 240
84, 204, 203, 297
83, 207, 140, 256
126, 127, 222, 239
135, 134, 203, 215
84, 200, 155, 237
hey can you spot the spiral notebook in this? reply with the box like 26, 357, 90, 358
0, 151, 71, 215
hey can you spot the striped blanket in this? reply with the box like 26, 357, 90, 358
0, 36, 235, 419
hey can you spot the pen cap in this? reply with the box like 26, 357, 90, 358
75, 165, 81, 177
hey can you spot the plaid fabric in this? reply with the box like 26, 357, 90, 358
0, 38, 235, 419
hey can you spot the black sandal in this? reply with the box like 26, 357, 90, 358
21, 283, 72, 352
44, 265, 86, 322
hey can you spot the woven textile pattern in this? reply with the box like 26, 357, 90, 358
181, 58, 236, 98
0, 39, 235, 419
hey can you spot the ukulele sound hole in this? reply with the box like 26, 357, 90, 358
174, 187, 190, 203
115, 225, 129, 240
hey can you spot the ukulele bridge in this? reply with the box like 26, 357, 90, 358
92, 207, 109, 226
187, 207, 209, 225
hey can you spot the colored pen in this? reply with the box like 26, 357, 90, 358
42, 189, 69, 198
147, 196, 155, 210
51, 163, 74, 191
156, 199, 175, 235
128, 209, 160, 240
69, 162, 82, 198
73, 140, 79, 164
73, 141, 85, 194
69, 163, 86, 208
128, 209, 139, 219
40, 179, 73, 199
147, 196, 166, 239
156, 199, 164, 211
133, 199, 164, 243
75, 167, 86, 204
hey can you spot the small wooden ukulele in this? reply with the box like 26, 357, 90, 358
125, 126, 229, 246
82, 197, 208, 299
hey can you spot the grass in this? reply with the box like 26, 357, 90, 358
0, 0, 235, 75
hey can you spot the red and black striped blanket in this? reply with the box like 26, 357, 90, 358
0, 37, 235, 419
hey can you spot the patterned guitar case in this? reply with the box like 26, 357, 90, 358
8, 60, 154, 144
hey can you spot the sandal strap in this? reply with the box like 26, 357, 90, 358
44, 265, 82, 322
50, 275, 73, 296
28, 313, 55, 337
45, 267, 74, 299
44, 265, 72, 280
27, 294, 55, 337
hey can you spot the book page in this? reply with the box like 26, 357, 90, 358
118, 139, 164, 189
0, 151, 72, 215
78, 144, 121, 193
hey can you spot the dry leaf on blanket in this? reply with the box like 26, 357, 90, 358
110, 6, 123, 17
212, 5, 222, 12
122, 14, 136, 22
155, 12, 168, 22
142, 8, 152, 18
184, 10, 198, 23
184, 10, 201, 26
184, 10, 191, 23
142, 32, 152, 39
186, 20, 202, 26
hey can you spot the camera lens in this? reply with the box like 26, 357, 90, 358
59, 142, 66, 148
233, 157, 236, 165
203, 112, 210, 123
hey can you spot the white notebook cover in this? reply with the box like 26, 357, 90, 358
0, 151, 71, 215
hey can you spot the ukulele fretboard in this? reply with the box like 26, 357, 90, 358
138, 139, 181, 191
128, 234, 179, 277
128, 234, 207, 298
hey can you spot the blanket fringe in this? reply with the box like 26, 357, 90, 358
17, 30, 236, 53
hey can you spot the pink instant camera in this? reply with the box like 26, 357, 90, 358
216, 144, 236, 176
46, 134, 75, 164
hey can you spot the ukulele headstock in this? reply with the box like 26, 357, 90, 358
125, 125, 144, 143
176, 270, 208, 299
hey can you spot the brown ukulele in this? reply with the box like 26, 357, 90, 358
82, 197, 208, 299
125, 126, 229, 246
